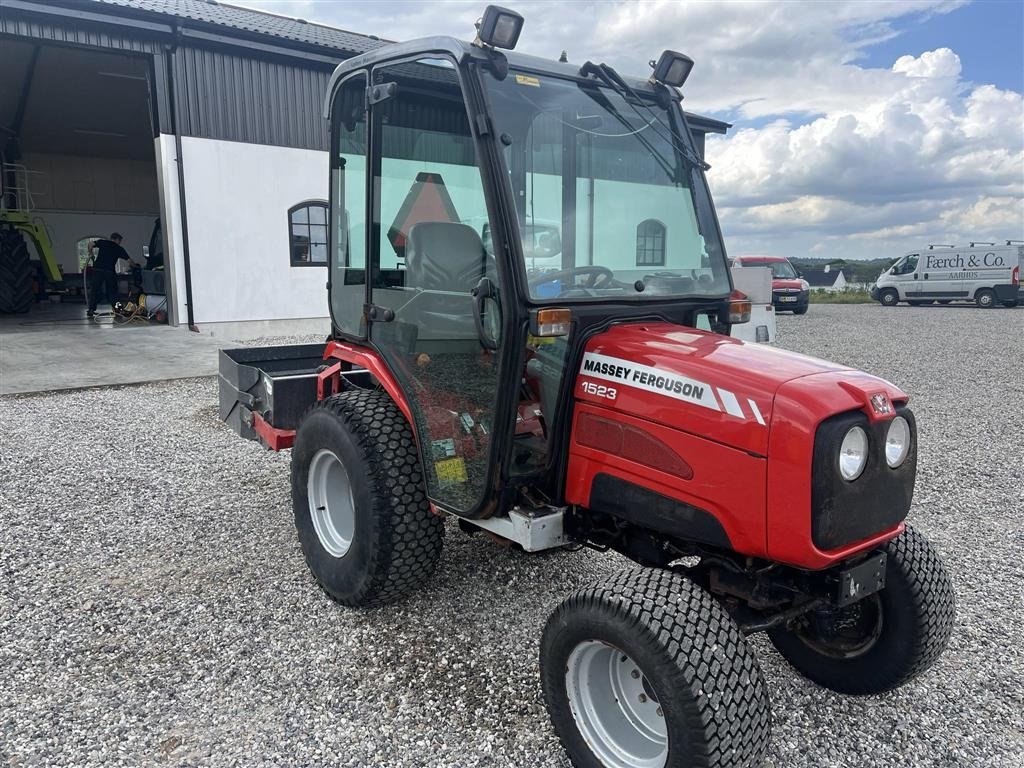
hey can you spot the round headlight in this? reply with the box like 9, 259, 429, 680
885, 416, 911, 468
839, 426, 868, 481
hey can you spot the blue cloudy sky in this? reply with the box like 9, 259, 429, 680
234, 0, 1024, 262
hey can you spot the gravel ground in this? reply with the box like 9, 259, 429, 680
2, 303, 1022, 767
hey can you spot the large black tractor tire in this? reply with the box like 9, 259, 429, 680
290, 389, 443, 607
541, 567, 771, 768
768, 525, 955, 695
0, 228, 33, 314
878, 288, 899, 307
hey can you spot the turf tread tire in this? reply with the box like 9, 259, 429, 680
0, 228, 33, 314
769, 524, 955, 695
542, 567, 771, 768
291, 389, 443, 607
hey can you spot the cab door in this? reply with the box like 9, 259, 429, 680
365, 56, 511, 516
893, 253, 921, 299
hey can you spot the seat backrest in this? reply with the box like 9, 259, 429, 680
406, 222, 486, 292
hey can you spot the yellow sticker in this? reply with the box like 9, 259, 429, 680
435, 457, 468, 484
515, 74, 541, 87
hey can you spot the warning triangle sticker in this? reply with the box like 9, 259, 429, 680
387, 172, 460, 259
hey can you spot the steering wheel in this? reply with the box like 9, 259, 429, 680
529, 265, 616, 291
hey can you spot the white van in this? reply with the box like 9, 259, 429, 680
871, 243, 1022, 308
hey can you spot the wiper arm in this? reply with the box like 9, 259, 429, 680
577, 62, 678, 182
584, 61, 711, 172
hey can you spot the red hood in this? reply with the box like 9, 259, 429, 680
773, 278, 804, 290
575, 322, 893, 455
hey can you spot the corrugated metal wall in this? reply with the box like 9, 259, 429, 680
171, 46, 335, 150
1, 5, 342, 151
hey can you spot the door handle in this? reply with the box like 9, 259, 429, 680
472, 277, 499, 351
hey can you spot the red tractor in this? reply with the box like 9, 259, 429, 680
220, 8, 954, 766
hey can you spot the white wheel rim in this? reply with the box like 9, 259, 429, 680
307, 449, 356, 558
565, 641, 668, 768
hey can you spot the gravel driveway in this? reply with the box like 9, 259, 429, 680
2, 304, 1022, 767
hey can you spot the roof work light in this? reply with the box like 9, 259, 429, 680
476, 5, 525, 50
650, 50, 694, 88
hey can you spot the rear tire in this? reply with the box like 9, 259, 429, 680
1001, 300, 1018, 308
937, 300, 952, 305
793, 305, 808, 315
541, 567, 771, 768
290, 389, 443, 607
975, 289, 996, 308
878, 289, 899, 307
907, 300, 927, 306
0, 228, 33, 314
768, 525, 954, 695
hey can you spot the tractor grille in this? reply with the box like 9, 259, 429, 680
811, 405, 917, 551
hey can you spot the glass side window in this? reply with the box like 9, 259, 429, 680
329, 73, 368, 337
897, 254, 919, 275
369, 57, 503, 514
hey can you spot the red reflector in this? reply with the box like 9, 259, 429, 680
1013, 265, 1019, 286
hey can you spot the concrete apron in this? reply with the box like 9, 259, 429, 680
0, 322, 235, 395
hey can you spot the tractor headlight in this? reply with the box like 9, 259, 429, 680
839, 426, 868, 481
885, 416, 911, 468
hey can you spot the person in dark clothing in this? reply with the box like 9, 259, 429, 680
87, 233, 134, 317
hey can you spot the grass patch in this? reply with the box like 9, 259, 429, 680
808, 289, 875, 304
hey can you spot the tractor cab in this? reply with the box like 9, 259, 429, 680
322, 26, 740, 519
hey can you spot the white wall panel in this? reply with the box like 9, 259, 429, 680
179, 137, 330, 324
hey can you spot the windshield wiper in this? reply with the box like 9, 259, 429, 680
576, 64, 679, 182
581, 61, 711, 172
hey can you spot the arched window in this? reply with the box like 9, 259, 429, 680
636, 219, 666, 267
289, 201, 329, 266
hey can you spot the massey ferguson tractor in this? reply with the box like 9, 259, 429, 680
220, 8, 955, 766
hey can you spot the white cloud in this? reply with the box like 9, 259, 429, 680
231, 0, 1023, 261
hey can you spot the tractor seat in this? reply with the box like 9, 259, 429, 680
406, 221, 489, 293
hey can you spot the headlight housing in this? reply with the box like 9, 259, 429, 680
885, 416, 911, 468
839, 426, 868, 481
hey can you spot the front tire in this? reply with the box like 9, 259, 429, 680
290, 390, 443, 607
541, 567, 771, 768
793, 305, 808, 315
878, 289, 899, 307
768, 525, 954, 695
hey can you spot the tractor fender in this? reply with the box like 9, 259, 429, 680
323, 340, 416, 432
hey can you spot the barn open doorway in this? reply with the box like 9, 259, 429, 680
0, 40, 170, 329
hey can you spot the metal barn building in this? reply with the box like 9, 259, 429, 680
0, 0, 729, 334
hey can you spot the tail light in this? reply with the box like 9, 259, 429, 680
1013, 265, 1019, 286
728, 290, 751, 324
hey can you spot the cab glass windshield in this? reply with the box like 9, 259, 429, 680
484, 70, 731, 301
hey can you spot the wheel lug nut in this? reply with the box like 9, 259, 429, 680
638, 693, 647, 703
631, 670, 640, 679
